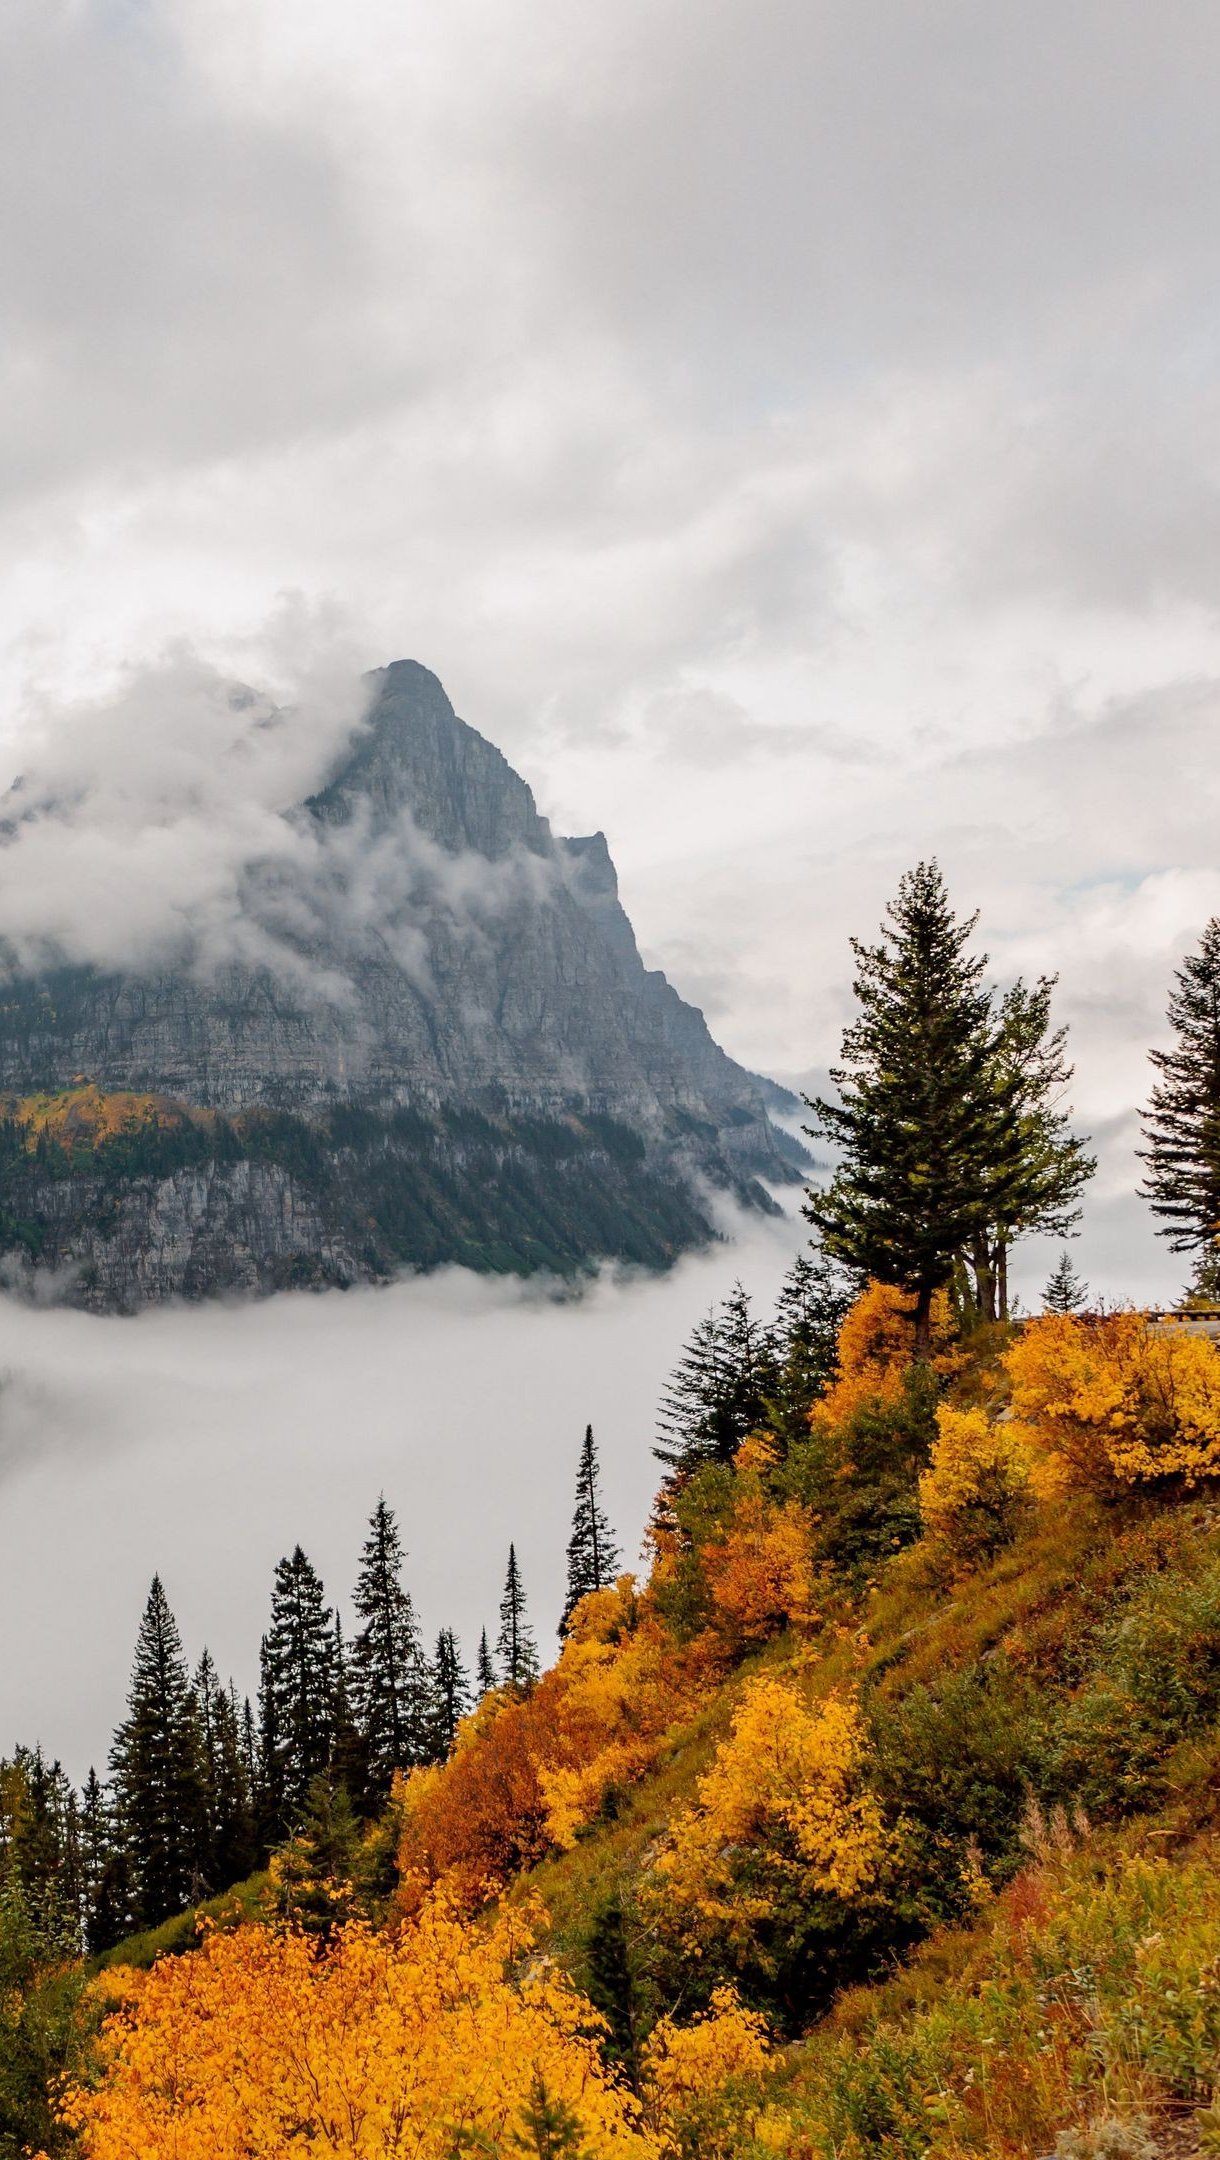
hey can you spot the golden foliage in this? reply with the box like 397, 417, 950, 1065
918, 1404, 1035, 1560
657, 1672, 889, 1929
397, 1578, 698, 1890
642, 1986, 772, 2155
8, 1083, 203, 1148
812, 1280, 957, 1431
63, 1893, 658, 2160
701, 1491, 819, 1643
1005, 1312, 1220, 1489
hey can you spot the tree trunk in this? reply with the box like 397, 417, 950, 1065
997, 1238, 1009, 1323
969, 1231, 996, 1323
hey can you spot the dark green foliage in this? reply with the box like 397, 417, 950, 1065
580, 1898, 642, 2090
109, 1577, 207, 1931
870, 1661, 1049, 1895
79, 1769, 126, 1955
777, 1368, 938, 1585
964, 976, 1095, 1323
348, 1499, 433, 1808
270, 1776, 365, 1935
1140, 916, 1220, 1261
561, 1426, 621, 1630
259, 1547, 337, 1834
510, 2077, 597, 2158
0, 1875, 92, 2158
655, 1281, 779, 1472
497, 1545, 540, 1691
430, 1630, 471, 1757
476, 1627, 497, 1696
1043, 1248, 1089, 1313
193, 1654, 259, 1892
805, 861, 1027, 1348
1053, 1556, 1220, 1815
766, 1247, 858, 1449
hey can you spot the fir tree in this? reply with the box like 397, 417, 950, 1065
561, 1427, 621, 1631
964, 976, 1095, 1322
1139, 918, 1220, 1267
496, 1546, 539, 1692
476, 1628, 497, 1697
109, 1577, 206, 1930
430, 1630, 470, 1757
1043, 1249, 1089, 1314
259, 1547, 336, 1833
766, 1248, 857, 1447
348, 1498, 433, 1808
654, 1282, 779, 1471
805, 861, 1028, 1353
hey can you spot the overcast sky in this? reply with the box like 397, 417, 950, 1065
4, 3, 1220, 1254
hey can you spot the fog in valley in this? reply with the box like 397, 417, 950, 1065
0, 1181, 1181, 1780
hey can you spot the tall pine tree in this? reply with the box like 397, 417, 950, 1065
1139, 918, 1220, 1278
259, 1547, 336, 1834
805, 861, 1027, 1353
109, 1577, 206, 1930
348, 1498, 432, 1808
562, 1427, 621, 1630
766, 1248, 857, 1448
430, 1631, 470, 1757
496, 1546, 539, 1691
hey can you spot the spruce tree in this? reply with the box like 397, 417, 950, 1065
430, 1630, 470, 1757
561, 1427, 621, 1631
80, 1768, 125, 1954
348, 1498, 432, 1808
476, 1628, 497, 1697
109, 1577, 206, 1930
259, 1547, 336, 1833
1043, 1249, 1089, 1314
654, 1282, 779, 1471
1139, 919, 1220, 1269
496, 1546, 539, 1691
805, 861, 1027, 1353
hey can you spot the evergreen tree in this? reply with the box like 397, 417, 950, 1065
1043, 1249, 1089, 1314
964, 976, 1095, 1321
348, 1498, 432, 1808
766, 1248, 857, 1447
496, 1546, 539, 1692
654, 1282, 779, 1471
805, 861, 1028, 1353
1139, 918, 1220, 1267
109, 1577, 206, 1930
430, 1630, 470, 1757
270, 1775, 364, 1935
193, 1655, 258, 1892
476, 1628, 497, 1697
79, 1768, 125, 1955
561, 1427, 621, 1630
259, 1547, 336, 1833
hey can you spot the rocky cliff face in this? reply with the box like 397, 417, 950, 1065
0, 661, 804, 1306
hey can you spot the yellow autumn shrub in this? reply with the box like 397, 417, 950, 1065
642, 1986, 773, 2156
1005, 1311, 1220, 1490
62, 1892, 657, 2160
918, 1403, 1035, 1561
812, 1279, 958, 1432
657, 1672, 889, 1932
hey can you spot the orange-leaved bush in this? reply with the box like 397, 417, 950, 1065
655, 1671, 889, 1934
1004, 1311, 1220, 1490
811, 1279, 957, 1433
700, 1444, 819, 1645
918, 1403, 1035, 1562
61, 1893, 658, 2160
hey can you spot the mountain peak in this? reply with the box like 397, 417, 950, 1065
307, 658, 552, 859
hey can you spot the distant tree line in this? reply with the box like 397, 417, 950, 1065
0, 1431, 624, 1953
